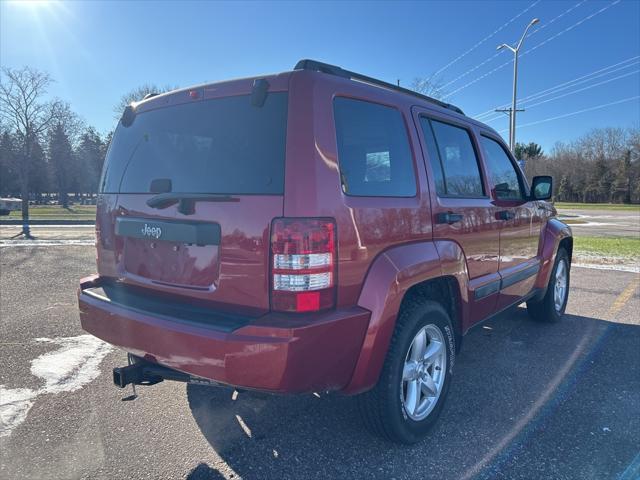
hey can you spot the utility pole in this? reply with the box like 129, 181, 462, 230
494, 108, 525, 147
497, 18, 540, 152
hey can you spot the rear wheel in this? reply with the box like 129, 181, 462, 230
357, 299, 455, 444
527, 247, 570, 322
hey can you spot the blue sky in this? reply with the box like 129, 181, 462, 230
2, 0, 639, 152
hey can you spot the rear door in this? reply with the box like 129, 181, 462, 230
413, 108, 501, 322
97, 86, 289, 315
478, 133, 542, 309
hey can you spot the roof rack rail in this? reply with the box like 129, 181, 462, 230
294, 59, 464, 116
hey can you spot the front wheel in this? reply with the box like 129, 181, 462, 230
527, 247, 570, 322
357, 299, 455, 444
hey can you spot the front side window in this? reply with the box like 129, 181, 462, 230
422, 118, 485, 197
480, 136, 524, 201
334, 98, 416, 197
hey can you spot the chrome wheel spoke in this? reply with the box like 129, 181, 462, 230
410, 329, 427, 361
403, 362, 418, 381
423, 339, 443, 364
421, 373, 438, 397
405, 380, 420, 415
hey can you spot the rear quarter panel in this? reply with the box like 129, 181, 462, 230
284, 70, 435, 308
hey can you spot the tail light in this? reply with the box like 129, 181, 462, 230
270, 218, 337, 312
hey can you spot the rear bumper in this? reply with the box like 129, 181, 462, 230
78, 276, 370, 394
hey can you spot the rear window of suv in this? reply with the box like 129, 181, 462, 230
334, 97, 416, 197
100, 92, 288, 194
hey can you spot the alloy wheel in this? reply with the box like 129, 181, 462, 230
554, 259, 568, 312
401, 324, 447, 421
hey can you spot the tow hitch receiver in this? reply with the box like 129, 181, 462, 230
113, 357, 190, 388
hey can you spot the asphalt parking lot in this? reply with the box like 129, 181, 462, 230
1, 244, 639, 480
558, 208, 640, 238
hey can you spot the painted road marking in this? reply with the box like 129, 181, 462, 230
0, 335, 112, 438
606, 276, 640, 323
460, 275, 639, 479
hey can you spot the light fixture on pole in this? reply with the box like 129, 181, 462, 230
497, 18, 540, 153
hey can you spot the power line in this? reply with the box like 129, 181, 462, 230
431, 0, 540, 78
440, 0, 586, 90
483, 69, 639, 124
524, 0, 588, 38
497, 95, 640, 133
525, 70, 639, 108
473, 56, 640, 120
477, 59, 640, 123
442, 0, 622, 99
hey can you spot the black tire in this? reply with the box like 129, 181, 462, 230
357, 299, 455, 444
527, 247, 570, 322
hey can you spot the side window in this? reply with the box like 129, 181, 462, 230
423, 118, 485, 197
480, 136, 524, 200
419, 118, 445, 195
334, 97, 416, 197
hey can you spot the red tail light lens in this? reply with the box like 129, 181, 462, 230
270, 218, 336, 312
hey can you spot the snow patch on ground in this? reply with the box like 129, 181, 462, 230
32, 336, 112, 394
0, 388, 36, 439
573, 263, 640, 273
0, 335, 112, 438
573, 252, 639, 273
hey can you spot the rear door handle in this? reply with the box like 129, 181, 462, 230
496, 210, 515, 220
436, 212, 464, 224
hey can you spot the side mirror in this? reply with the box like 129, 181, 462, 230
530, 175, 552, 200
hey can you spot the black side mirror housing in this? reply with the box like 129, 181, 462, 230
530, 175, 552, 200
120, 104, 136, 127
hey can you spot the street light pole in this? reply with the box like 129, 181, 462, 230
497, 18, 540, 153
510, 51, 518, 151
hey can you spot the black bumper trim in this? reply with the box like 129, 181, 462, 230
82, 281, 255, 333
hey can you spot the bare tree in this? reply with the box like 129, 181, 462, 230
113, 83, 178, 119
53, 101, 85, 147
0, 67, 61, 238
410, 76, 447, 100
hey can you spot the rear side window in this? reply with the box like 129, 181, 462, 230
334, 98, 416, 197
421, 118, 485, 198
100, 93, 288, 194
480, 135, 524, 200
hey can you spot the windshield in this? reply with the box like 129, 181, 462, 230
100, 92, 288, 195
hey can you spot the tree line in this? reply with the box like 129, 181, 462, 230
517, 127, 640, 204
0, 66, 167, 237
0, 124, 109, 206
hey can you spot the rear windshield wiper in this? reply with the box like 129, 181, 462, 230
147, 192, 239, 215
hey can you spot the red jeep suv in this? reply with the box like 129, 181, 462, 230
78, 60, 572, 444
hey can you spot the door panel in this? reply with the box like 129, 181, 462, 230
478, 133, 542, 308
413, 109, 501, 322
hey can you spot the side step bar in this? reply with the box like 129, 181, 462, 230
113, 356, 220, 388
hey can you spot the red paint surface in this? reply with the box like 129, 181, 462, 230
81, 68, 569, 395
